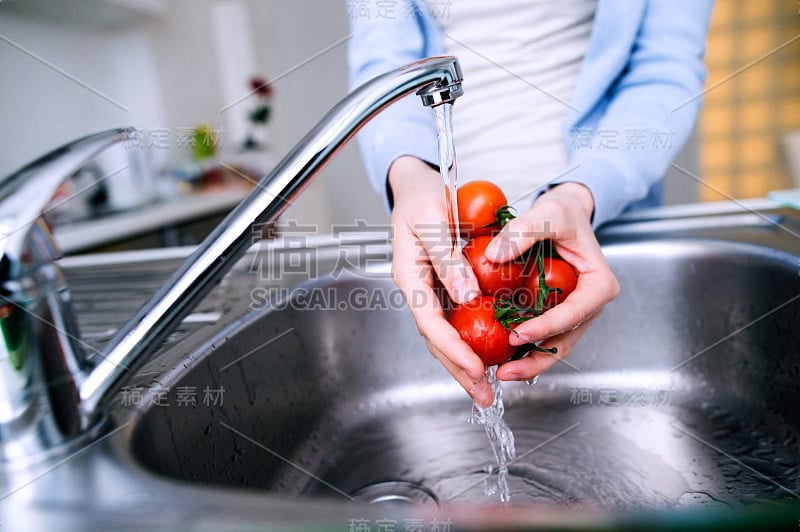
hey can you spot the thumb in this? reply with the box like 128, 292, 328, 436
484, 216, 543, 263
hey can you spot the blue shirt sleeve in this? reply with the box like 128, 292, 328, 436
348, 0, 714, 223
347, 0, 442, 207
557, 0, 714, 227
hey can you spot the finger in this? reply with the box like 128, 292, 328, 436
497, 320, 593, 381
399, 285, 493, 405
483, 211, 550, 263
420, 312, 487, 382
393, 273, 486, 388
391, 228, 437, 309
391, 230, 487, 384
548, 227, 610, 281
397, 280, 493, 407
410, 220, 480, 304
509, 267, 617, 346
427, 339, 494, 407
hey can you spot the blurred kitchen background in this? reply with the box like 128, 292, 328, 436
0, 0, 798, 253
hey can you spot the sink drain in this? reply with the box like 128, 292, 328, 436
350, 481, 439, 508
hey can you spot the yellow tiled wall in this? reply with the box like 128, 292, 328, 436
699, 1, 800, 199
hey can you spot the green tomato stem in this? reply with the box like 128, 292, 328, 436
481, 205, 517, 230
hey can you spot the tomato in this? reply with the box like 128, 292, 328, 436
448, 296, 516, 367
519, 256, 578, 310
462, 235, 524, 297
457, 180, 509, 238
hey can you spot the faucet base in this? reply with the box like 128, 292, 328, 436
0, 393, 107, 470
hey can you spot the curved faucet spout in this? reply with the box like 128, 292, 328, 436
79, 56, 465, 423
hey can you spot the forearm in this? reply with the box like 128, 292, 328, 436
348, 1, 443, 204
558, 0, 714, 226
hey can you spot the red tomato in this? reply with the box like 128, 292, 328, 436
462, 236, 524, 298
448, 296, 516, 367
457, 180, 508, 238
519, 256, 578, 310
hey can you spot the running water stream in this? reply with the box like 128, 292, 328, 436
432, 104, 461, 253
432, 103, 517, 504
468, 367, 516, 503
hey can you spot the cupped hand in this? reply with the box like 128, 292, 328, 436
483, 182, 620, 381
388, 156, 494, 407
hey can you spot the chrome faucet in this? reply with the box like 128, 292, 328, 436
0, 56, 464, 460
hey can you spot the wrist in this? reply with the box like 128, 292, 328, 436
548, 182, 595, 221
388, 156, 439, 199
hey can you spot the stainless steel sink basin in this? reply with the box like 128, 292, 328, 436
124, 212, 800, 517
5, 206, 797, 530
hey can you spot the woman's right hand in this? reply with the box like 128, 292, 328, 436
388, 156, 494, 407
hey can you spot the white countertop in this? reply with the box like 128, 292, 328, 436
54, 187, 249, 254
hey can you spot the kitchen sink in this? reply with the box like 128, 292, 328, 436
125, 214, 800, 517
3, 206, 798, 530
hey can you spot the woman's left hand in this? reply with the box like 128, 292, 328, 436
483, 182, 620, 380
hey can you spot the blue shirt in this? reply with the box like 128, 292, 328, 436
349, 0, 713, 227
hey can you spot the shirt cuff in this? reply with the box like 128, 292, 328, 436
537, 155, 648, 229
356, 95, 440, 211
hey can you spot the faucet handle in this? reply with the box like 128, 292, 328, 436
0, 128, 135, 278
0, 127, 135, 461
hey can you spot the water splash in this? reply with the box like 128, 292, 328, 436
469, 366, 516, 503
431, 98, 515, 503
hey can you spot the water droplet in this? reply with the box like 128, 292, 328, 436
525, 375, 540, 387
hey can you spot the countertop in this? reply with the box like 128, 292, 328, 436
53, 187, 249, 254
